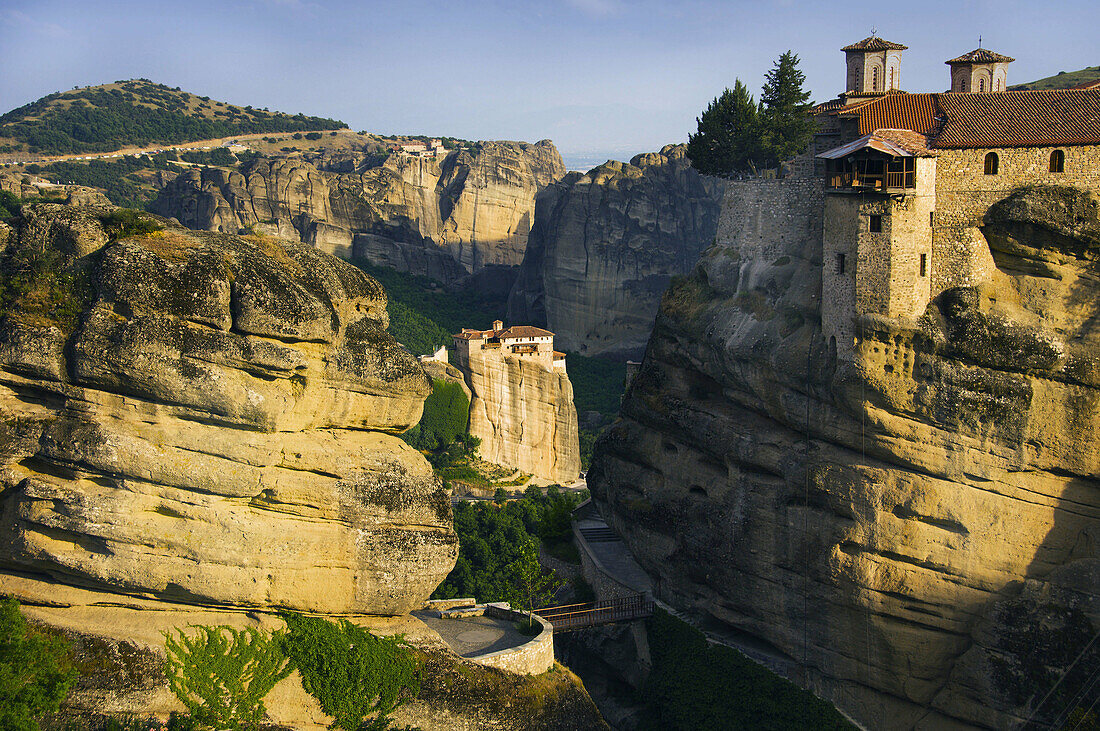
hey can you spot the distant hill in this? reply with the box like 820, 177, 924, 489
1009, 65, 1100, 90
0, 79, 346, 155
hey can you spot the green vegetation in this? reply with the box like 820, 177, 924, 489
0, 79, 346, 155
0, 190, 67, 220
639, 608, 854, 730
508, 541, 563, 631
99, 208, 164, 240
280, 613, 421, 731
433, 487, 582, 603
1010, 65, 1100, 90
0, 596, 77, 731
0, 235, 93, 331
687, 51, 815, 176
163, 625, 292, 730
687, 80, 763, 176
28, 154, 176, 209
402, 379, 470, 452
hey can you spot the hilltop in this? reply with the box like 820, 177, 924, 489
1009, 64, 1100, 90
0, 78, 346, 155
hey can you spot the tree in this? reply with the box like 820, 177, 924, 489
0, 596, 76, 731
506, 541, 563, 631
758, 51, 816, 167
685, 80, 760, 177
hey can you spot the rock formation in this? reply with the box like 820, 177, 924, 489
588, 183, 1100, 729
0, 198, 457, 616
151, 140, 565, 283
507, 145, 725, 359
464, 354, 580, 485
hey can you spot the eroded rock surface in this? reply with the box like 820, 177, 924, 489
507, 145, 725, 359
461, 353, 580, 484
0, 201, 457, 615
588, 184, 1100, 729
151, 141, 565, 283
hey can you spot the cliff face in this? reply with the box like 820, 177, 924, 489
507, 145, 725, 359
588, 183, 1100, 729
151, 140, 565, 282
458, 353, 580, 484
0, 199, 457, 616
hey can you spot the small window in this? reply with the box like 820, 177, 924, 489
872, 67, 879, 91
979, 78, 985, 92
929, 211, 935, 227
920, 254, 927, 277
1050, 149, 1065, 173
984, 152, 999, 175
869, 215, 883, 233
836, 253, 846, 275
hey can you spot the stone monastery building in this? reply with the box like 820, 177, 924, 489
453, 320, 567, 373
806, 36, 1100, 358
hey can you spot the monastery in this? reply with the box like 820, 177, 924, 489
805, 37, 1100, 358
453, 319, 567, 373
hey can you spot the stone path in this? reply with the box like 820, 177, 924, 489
575, 516, 653, 594
412, 611, 531, 658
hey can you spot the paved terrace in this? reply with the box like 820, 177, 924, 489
574, 505, 654, 596
413, 610, 531, 658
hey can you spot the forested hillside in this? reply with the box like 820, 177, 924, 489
1010, 65, 1100, 90
0, 79, 345, 155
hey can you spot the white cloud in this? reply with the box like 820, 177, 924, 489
0, 9, 69, 39
564, 0, 622, 17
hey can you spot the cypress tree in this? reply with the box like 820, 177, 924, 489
759, 51, 816, 167
686, 79, 760, 177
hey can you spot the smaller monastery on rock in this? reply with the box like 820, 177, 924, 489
451, 321, 579, 484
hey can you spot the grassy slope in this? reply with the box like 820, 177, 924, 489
0, 78, 346, 155
1009, 65, 1100, 90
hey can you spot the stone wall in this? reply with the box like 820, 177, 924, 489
715, 178, 824, 265
475, 604, 555, 675
573, 525, 645, 602
931, 144, 1100, 293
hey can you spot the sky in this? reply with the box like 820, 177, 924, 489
1, 0, 1097, 163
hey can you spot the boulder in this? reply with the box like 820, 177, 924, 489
0, 203, 457, 616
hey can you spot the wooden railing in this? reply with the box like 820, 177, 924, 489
827, 169, 915, 190
535, 594, 653, 631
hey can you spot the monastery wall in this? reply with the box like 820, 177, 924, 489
932, 145, 1100, 293
716, 178, 823, 263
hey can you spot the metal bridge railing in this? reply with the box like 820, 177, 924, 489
535, 594, 653, 631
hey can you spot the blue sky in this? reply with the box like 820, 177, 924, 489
1, 0, 1096, 160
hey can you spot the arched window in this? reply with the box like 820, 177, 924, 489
890, 67, 896, 89
1050, 149, 1065, 173
872, 67, 879, 91
984, 152, 999, 175
979, 78, 985, 92
962, 78, 968, 93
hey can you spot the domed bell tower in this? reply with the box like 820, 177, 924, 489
842, 35, 908, 94
946, 47, 1014, 92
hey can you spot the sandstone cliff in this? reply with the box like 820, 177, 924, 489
588, 183, 1100, 729
507, 145, 725, 359
458, 352, 580, 484
151, 140, 565, 282
0, 199, 457, 616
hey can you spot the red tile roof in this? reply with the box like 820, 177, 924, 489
826, 89, 1100, 148
838, 93, 940, 136
945, 48, 1015, 65
933, 89, 1100, 147
499, 326, 554, 339
841, 36, 908, 52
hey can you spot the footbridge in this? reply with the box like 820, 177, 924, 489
535, 594, 654, 632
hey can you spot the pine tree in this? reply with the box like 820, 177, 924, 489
759, 51, 816, 167
686, 79, 761, 177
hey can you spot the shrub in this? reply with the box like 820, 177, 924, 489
0, 596, 76, 731
279, 613, 421, 731
405, 379, 469, 452
163, 625, 292, 730
305, 132, 323, 141
99, 209, 163, 240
